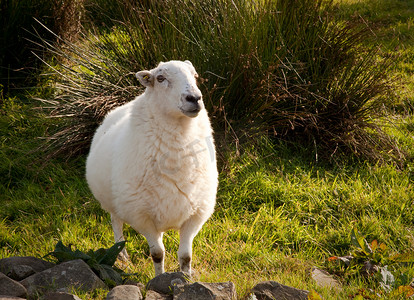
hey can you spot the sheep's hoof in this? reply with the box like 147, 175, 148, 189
178, 268, 196, 279
118, 249, 130, 262
115, 250, 132, 270
186, 268, 197, 279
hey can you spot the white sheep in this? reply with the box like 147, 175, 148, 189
85, 60, 218, 276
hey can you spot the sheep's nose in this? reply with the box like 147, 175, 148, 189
185, 95, 201, 103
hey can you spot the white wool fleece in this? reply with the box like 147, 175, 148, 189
85, 60, 218, 276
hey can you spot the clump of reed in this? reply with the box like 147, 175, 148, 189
38, 0, 404, 163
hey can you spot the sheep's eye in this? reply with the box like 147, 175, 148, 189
156, 75, 166, 83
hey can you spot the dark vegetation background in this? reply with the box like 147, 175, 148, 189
1, 0, 409, 165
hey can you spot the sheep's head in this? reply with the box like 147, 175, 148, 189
136, 60, 203, 118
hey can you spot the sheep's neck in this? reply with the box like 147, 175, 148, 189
144, 95, 195, 135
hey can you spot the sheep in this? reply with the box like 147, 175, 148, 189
85, 60, 218, 277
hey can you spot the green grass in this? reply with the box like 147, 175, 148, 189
1, 0, 414, 299
334, 0, 414, 110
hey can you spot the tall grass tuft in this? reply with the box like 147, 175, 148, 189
38, 0, 404, 163
0, 0, 84, 93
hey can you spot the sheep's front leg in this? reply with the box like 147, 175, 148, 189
111, 214, 129, 261
178, 214, 206, 275
143, 231, 165, 276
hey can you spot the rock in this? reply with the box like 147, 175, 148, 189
250, 281, 308, 300
105, 285, 142, 300
123, 279, 145, 294
173, 281, 236, 300
0, 256, 54, 276
0, 296, 27, 300
44, 291, 82, 300
146, 272, 190, 295
145, 290, 172, 300
311, 267, 341, 289
20, 259, 106, 297
9, 265, 35, 281
0, 272, 27, 298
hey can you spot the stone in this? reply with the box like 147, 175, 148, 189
0, 272, 27, 298
0, 297, 27, 300
0, 256, 54, 276
311, 267, 341, 289
44, 291, 82, 300
173, 281, 236, 300
9, 265, 35, 281
250, 281, 309, 300
146, 272, 190, 295
145, 290, 172, 300
105, 285, 142, 300
20, 259, 106, 297
123, 279, 145, 293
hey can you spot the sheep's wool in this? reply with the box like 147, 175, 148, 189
85, 60, 218, 275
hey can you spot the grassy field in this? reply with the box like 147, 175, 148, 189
335, 0, 414, 108
1, 0, 414, 299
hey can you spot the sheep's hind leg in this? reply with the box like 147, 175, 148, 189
178, 215, 206, 276
111, 214, 129, 261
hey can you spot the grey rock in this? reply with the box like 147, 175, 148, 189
311, 267, 341, 289
105, 285, 142, 300
146, 272, 190, 295
0, 257, 54, 276
173, 282, 236, 300
0, 273, 27, 298
0, 296, 27, 300
44, 291, 82, 300
145, 290, 172, 300
123, 279, 145, 293
20, 259, 106, 297
250, 281, 308, 300
9, 265, 35, 281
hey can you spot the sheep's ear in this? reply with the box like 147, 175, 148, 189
136, 71, 154, 87
184, 60, 193, 66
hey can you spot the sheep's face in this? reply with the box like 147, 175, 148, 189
136, 60, 203, 118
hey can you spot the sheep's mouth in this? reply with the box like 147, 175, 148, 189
180, 107, 201, 117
